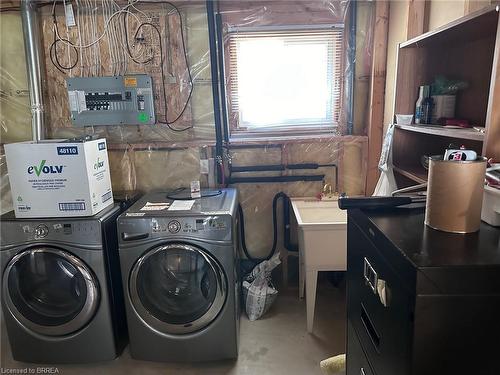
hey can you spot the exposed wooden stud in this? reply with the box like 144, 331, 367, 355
407, 0, 429, 39
365, 0, 390, 195
483, 15, 500, 161
464, 0, 492, 15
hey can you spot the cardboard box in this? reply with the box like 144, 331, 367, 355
5, 138, 113, 218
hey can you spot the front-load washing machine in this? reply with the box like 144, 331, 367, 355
117, 188, 240, 362
0, 205, 127, 363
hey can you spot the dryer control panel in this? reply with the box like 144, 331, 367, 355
152, 216, 229, 237
119, 215, 233, 244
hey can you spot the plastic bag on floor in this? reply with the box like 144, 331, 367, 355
242, 254, 281, 321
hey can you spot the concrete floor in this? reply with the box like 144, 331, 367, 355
1, 278, 346, 375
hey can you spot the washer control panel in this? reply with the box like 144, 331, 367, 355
167, 220, 181, 234
34, 224, 49, 238
148, 216, 231, 241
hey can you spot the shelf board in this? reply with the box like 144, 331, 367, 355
400, 5, 499, 49
394, 124, 485, 141
393, 166, 428, 184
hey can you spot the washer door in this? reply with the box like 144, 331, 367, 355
3, 247, 100, 336
130, 243, 227, 335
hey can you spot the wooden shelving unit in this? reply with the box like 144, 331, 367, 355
391, 5, 500, 187
394, 124, 485, 142
393, 166, 427, 184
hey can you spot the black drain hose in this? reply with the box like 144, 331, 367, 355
238, 192, 289, 261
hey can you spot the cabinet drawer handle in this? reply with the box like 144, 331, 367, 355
361, 303, 380, 349
363, 257, 378, 294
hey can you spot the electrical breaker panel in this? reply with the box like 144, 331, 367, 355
66, 75, 156, 126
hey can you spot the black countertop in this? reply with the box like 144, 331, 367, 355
350, 207, 500, 269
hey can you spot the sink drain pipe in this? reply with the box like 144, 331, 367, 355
238, 192, 298, 263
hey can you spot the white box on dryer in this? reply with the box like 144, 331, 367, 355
5, 138, 113, 218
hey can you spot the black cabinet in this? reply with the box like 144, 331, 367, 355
346, 208, 500, 375
347, 321, 374, 375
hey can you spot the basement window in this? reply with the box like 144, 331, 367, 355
227, 27, 344, 137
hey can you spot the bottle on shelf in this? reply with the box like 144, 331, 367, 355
415, 85, 433, 124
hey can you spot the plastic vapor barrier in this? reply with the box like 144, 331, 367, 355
0, 1, 375, 259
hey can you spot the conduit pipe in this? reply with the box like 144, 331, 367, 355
21, 0, 45, 141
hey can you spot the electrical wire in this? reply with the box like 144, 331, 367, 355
49, 1, 79, 74
122, 13, 154, 65
49, 42, 66, 74
157, 1, 193, 126
49, 32, 79, 73
76, 0, 85, 75
112, 1, 128, 75
53, 1, 141, 49
82, 0, 89, 74
122, 1, 149, 64
133, 20, 192, 132
87, 0, 97, 75
131, 1, 194, 130
47, 0, 194, 131
62, 0, 72, 75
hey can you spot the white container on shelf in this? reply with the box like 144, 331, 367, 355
431, 95, 456, 123
482, 185, 500, 226
5, 138, 113, 218
395, 114, 413, 125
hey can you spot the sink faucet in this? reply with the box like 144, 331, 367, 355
323, 183, 333, 196
313, 163, 339, 200
324, 164, 339, 195
320, 182, 338, 200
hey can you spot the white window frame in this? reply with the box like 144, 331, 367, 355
226, 25, 344, 139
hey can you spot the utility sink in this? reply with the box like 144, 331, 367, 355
290, 197, 347, 333
291, 198, 347, 227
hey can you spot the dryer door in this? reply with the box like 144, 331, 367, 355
130, 243, 227, 335
3, 247, 100, 336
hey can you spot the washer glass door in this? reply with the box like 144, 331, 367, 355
130, 243, 227, 334
3, 247, 99, 336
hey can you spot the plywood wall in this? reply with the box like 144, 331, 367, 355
38, 2, 214, 142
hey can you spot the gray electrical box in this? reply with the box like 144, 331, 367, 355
66, 75, 156, 126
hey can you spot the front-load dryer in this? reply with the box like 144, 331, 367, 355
117, 188, 240, 362
0, 205, 127, 363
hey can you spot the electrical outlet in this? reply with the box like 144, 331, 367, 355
64, 3, 76, 27
200, 159, 209, 174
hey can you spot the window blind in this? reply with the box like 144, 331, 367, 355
228, 28, 344, 130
